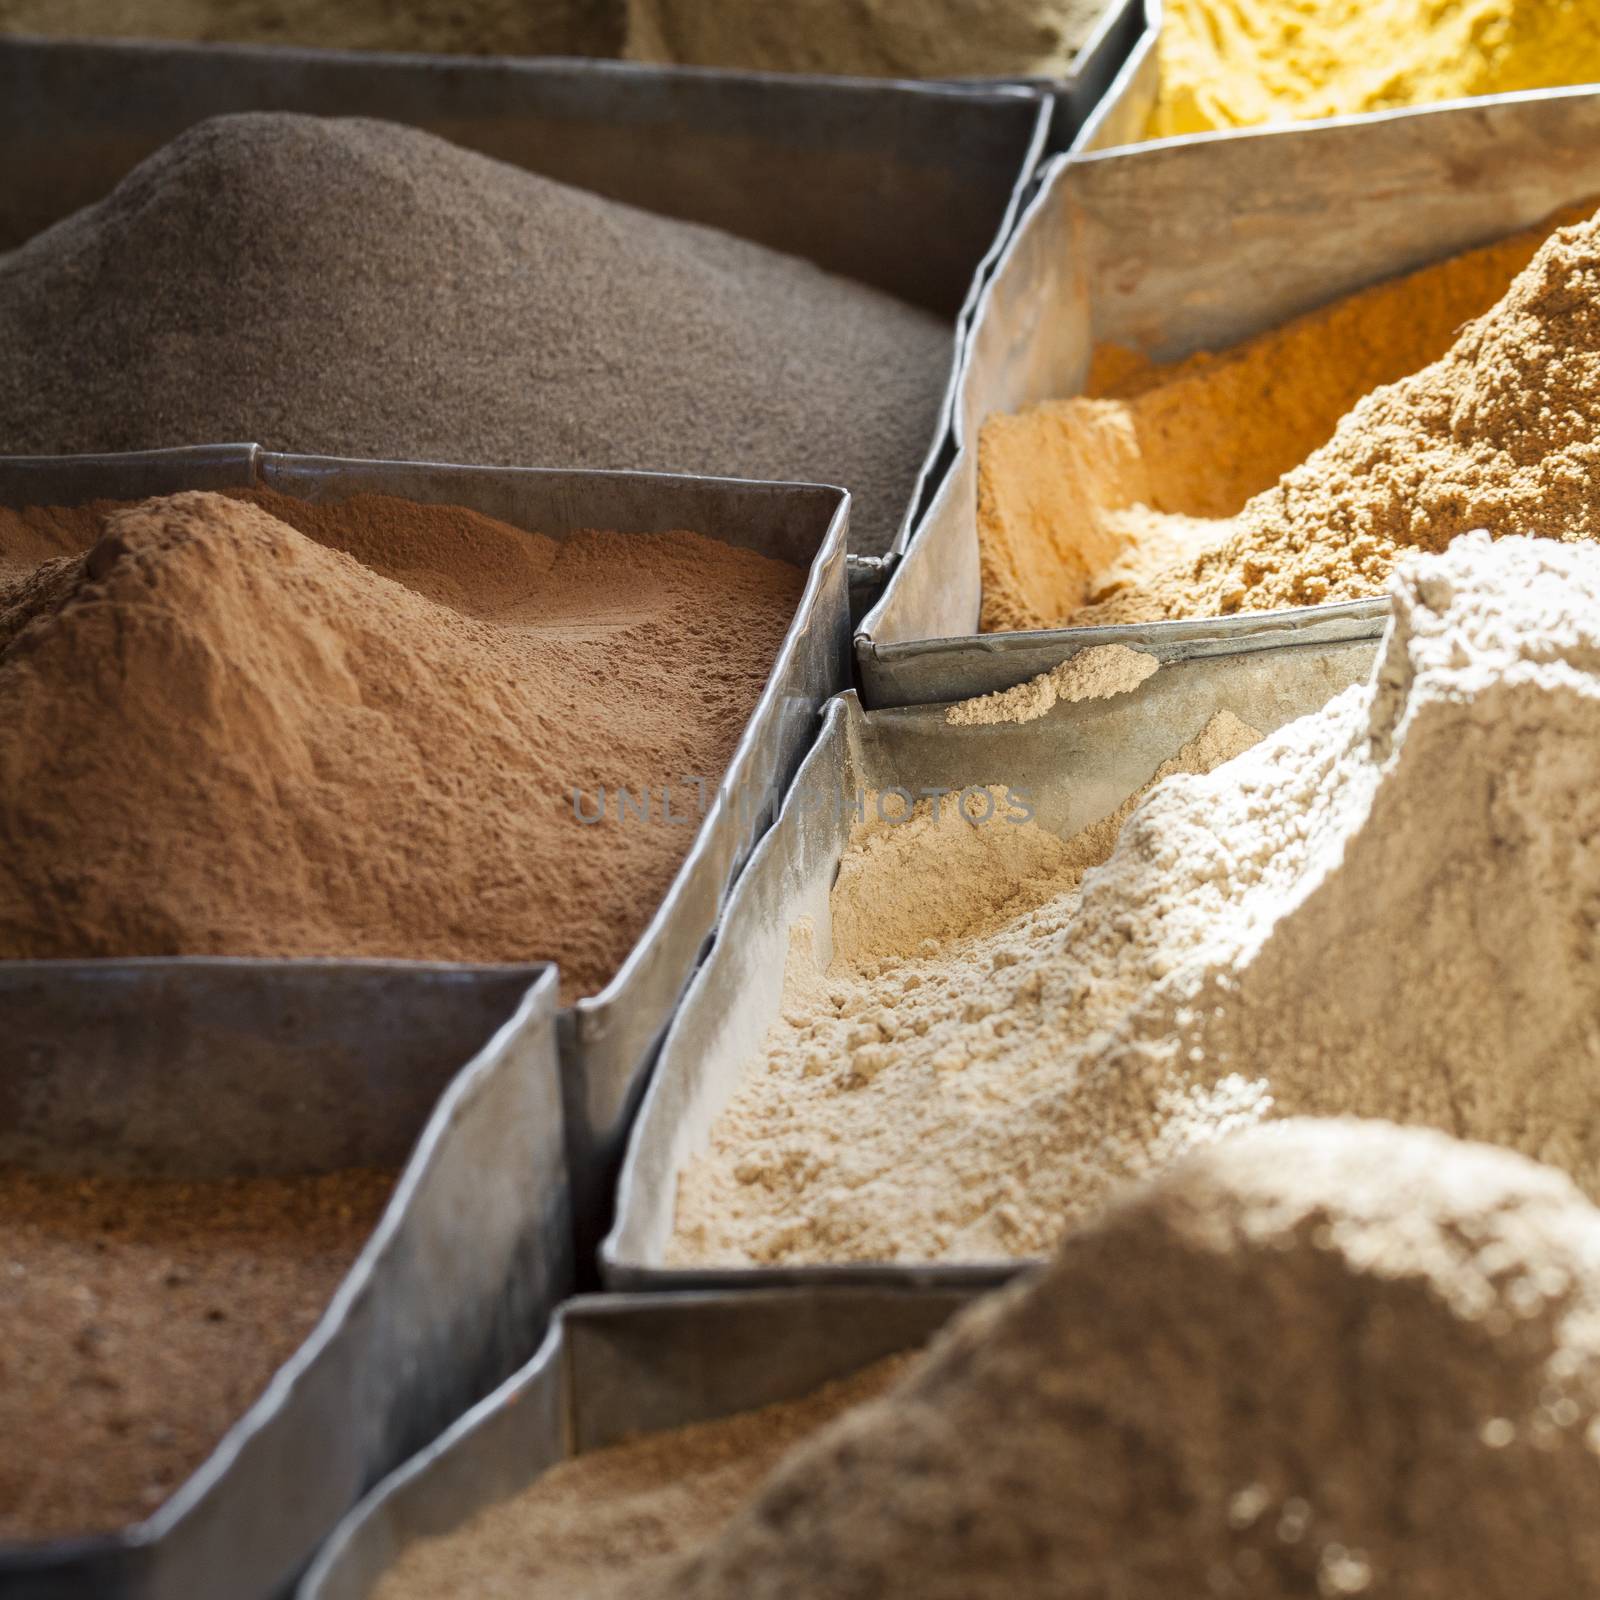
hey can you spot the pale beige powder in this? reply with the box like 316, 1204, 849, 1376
945, 643, 1157, 727
671, 533, 1600, 1267
669, 710, 1259, 1266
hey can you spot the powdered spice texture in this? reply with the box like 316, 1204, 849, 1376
1149, 0, 1600, 136
978, 202, 1597, 630
0, 114, 950, 553
372, 1358, 906, 1600
0, 490, 802, 999
624, 0, 1110, 78
0, 0, 620, 54
664, 1122, 1600, 1599
0, 1167, 393, 1540
669, 711, 1259, 1266
673, 534, 1600, 1265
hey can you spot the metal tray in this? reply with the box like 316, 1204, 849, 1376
0, 38, 1052, 558
0, 444, 852, 1265
855, 83, 1600, 706
603, 636, 1376, 1290
298, 1285, 978, 1600
0, 958, 570, 1600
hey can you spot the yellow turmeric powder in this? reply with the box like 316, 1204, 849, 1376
977, 201, 1592, 632
1148, 0, 1600, 139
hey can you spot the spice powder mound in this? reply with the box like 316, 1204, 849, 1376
672, 533, 1600, 1266
663, 1122, 1600, 1599
0, 488, 803, 999
977, 200, 1600, 631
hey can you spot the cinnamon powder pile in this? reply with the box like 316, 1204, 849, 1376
0, 489, 803, 998
0, 1167, 393, 1541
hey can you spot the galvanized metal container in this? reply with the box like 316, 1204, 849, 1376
298, 1286, 977, 1600
0, 958, 570, 1600
856, 84, 1600, 707
0, 444, 852, 1262
0, 39, 1053, 557
603, 636, 1376, 1290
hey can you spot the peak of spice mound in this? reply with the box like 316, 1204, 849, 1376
0, 489, 802, 999
671, 534, 1600, 1266
623, 0, 1109, 78
977, 200, 1598, 631
0, 1167, 393, 1541
0, 114, 950, 554
664, 1122, 1600, 1600
1149, 0, 1600, 136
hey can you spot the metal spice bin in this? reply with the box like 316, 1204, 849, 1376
0, 444, 854, 1267
854, 84, 1600, 707
0, 37, 1060, 564
0, 959, 570, 1600
603, 636, 1377, 1292
297, 1286, 979, 1600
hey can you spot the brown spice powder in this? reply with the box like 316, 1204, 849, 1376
373, 1356, 907, 1600
977, 199, 1596, 631
0, 113, 949, 554
0, 1167, 393, 1541
0, 489, 803, 1000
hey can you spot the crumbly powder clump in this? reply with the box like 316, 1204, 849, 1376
669, 710, 1260, 1265
372, 1357, 908, 1600
664, 1122, 1600, 1599
944, 643, 1156, 727
0, 489, 802, 1000
672, 534, 1600, 1265
976, 201, 1596, 630
0, 113, 950, 553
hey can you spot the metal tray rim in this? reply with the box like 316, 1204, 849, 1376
0, 962, 561, 1562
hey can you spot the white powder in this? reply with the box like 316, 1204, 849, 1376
944, 643, 1157, 727
669, 712, 1260, 1265
669, 534, 1600, 1266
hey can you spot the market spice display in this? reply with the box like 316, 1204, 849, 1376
373, 1358, 907, 1600
0, 113, 949, 553
0, 490, 803, 999
1148, 0, 1600, 137
671, 535, 1600, 1266
0, 1167, 393, 1541
665, 1123, 1600, 1599
977, 200, 1596, 631
0, 0, 619, 54
623, 0, 1111, 79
